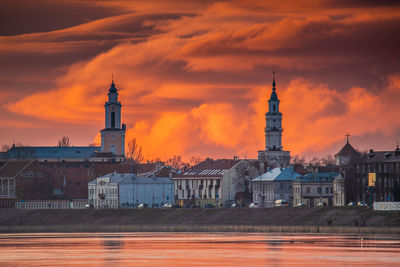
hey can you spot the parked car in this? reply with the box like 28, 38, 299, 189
357, 201, 368, 207
231, 203, 237, 208
248, 202, 259, 208
137, 203, 148, 209
274, 199, 288, 207
317, 202, 327, 207
347, 201, 357, 206
171, 204, 181, 208
205, 204, 216, 208
295, 202, 306, 207
162, 203, 173, 208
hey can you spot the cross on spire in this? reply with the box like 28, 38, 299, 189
345, 132, 351, 144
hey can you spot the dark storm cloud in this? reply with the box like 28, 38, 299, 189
0, 0, 124, 36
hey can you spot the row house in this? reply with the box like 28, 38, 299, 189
173, 159, 259, 208
352, 146, 400, 202
252, 167, 301, 207
292, 172, 343, 207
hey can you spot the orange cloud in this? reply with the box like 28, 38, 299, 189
280, 74, 400, 155
2, 0, 400, 160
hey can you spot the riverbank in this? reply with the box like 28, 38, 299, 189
1, 224, 399, 234
1, 207, 399, 233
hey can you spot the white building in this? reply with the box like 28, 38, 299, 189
173, 159, 259, 207
251, 167, 300, 207
88, 172, 174, 208
258, 72, 290, 168
88, 174, 120, 208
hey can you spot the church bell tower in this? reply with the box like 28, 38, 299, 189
265, 72, 283, 151
100, 79, 126, 158
258, 70, 290, 169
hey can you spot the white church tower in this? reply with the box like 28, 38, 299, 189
100, 79, 126, 160
258, 71, 290, 169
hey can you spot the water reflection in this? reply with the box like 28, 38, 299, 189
102, 239, 124, 250
0, 232, 399, 266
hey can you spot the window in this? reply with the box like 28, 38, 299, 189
111, 112, 115, 127
306, 187, 310, 193
330, 187, 333, 193
317, 187, 321, 194
325, 187, 329, 194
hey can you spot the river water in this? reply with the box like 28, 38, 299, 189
0, 232, 399, 266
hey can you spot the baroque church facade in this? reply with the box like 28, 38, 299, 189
257, 73, 290, 167
1, 80, 126, 162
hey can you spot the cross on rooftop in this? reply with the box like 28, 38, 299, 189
345, 132, 351, 144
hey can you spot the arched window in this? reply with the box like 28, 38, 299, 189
273, 105, 276, 112
111, 112, 115, 128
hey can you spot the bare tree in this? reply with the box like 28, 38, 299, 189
126, 138, 144, 163
234, 160, 259, 204
57, 136, 71, 147
291, 154, 306, 166
321, 154, 335, 166
189, 156, 203, 167
307, 157, 322, 167
166, 155, 189, 170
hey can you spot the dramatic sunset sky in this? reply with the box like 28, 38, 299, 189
0, 0, 399, 161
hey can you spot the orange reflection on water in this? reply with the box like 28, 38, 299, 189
0, 233, 399, 266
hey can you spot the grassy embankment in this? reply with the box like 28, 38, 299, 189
0, 207, 399, 234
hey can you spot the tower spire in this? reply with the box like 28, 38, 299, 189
272, 67, 276, 91
112, 73, 114, 85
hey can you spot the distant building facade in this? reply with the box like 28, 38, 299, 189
173, 159, 259, 207
292, 171, 343, 207
88, 172, 174, 208
0, 160, 53, 208
352, 146, 400, 203
258, 72, 290, 169
252, 167, 300, 207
